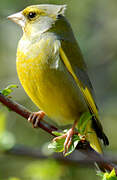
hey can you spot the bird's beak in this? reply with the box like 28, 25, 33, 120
7, 11, 25, 27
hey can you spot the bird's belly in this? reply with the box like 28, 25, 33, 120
16, 39, 88, 125
17, 57, 88, 125
36, 70, 88, 125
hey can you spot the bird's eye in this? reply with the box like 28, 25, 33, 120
28, 12, 36, 19
57, 14, 62, 18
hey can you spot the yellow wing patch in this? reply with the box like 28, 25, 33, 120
59, 47, 98, 118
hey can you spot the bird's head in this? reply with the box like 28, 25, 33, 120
8, 4, 66, 37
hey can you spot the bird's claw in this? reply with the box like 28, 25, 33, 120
53, 128, 75, 155
28, 111, 45, 128
63, 128, 74, 154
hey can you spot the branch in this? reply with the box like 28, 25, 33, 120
0, 92, 117, 174
0, 92, 58, 136
5, 144, 117, 167
5, 144, 95, 167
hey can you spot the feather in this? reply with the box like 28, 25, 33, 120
59, 42, 109, 153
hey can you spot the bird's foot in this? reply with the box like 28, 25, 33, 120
53, 120, 77, 155
53, 128, 76, 155
28, 111, 45, 128
64, 128, 75, 154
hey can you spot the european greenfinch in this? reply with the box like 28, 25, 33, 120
8, 4, 109, 154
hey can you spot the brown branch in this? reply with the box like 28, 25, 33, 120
0, 92, 117, 174
0, 92, 58, 136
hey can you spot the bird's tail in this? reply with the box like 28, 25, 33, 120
85, 119, 102, 154
85, 115, 109, 154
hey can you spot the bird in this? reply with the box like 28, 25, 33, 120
8, 4, 109, 154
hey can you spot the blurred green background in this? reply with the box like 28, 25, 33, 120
0, 0, 117, 179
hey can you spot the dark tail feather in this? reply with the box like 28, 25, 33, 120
91, 115, 109, 146
102, 133, 109, 146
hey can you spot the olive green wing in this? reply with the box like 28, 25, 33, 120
59, 39, 109, 152
60, 39, 98, 117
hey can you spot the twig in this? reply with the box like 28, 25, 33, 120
0, 92, 117, 174
0, 92, 57, 136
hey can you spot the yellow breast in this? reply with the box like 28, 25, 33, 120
16, 34, 57, 110
17, 34, 87, 125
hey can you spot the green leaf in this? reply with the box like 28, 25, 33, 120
108, 169, 116, 178
48, 138, 65, 152
48, 133, 80, 156
49, 112, 94, 156
0, 84, 18, 96
78, 112, 92, 134
52, 131, 64, 136
97, 169, 117, 180
97, 171, 104, 177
